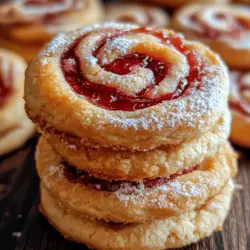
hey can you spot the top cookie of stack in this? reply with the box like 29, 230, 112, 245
25, 23, 236, 249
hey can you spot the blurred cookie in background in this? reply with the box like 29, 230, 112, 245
136, 0, 229, 8
229, 71, 250, 148
172, 4, 250, 68
172, 4, 250, 147
0, 0, 104, 62
0, 48, 35, 156
106, 3, 168, 27
233, 0, 250, 4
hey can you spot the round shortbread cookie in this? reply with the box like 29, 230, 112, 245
40, 180, 234, 250
42, 111, 231, 180
25, 23, 229, 151
36, 137, 237, 223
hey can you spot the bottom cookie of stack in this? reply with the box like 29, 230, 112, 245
36, 136, 236, 249
41, 181, 234, 250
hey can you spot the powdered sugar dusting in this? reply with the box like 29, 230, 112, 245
113, 169, 223, 210
93, 67, 226, 131
100, 37, 135, 65
39, 33, 70, 56
34, 22, 228, 150
43, 163, 64, 188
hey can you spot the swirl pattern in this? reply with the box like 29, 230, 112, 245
172, 5, 250, 68
27, 22, 235, 248
180, 6, 249, 40
0, 0, 103, 61
25, 23, 228, 149
61, 27, 214, 111
0, 0, 83, 25
106, 3, 168, 27
230, 71, 250, 116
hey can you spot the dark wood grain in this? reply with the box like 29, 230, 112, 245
0, 140, 249, 250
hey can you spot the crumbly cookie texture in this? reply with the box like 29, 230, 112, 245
26, 22, 234, 249
41, 111, 230, 180
36, 137, 236, 223
41, 181, 234, 250
25, 23, 228, 150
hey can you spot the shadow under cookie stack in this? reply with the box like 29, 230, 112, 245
24, 23, 237, 250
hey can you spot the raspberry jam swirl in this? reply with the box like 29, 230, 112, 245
61, 27, 206, 111
0, 0, 82, 25
229, 71, 250, 116
107, 5, 168, 27
64, 163, 198, 192
0, 58, 13, 105
182, 6, 250, 40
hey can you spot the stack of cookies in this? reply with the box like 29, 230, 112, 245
24, 23, 237, 250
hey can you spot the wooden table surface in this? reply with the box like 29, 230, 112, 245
0, 137, 249, 250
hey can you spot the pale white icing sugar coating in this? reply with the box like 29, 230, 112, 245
40, 23, 138, 57
26, 22, 229, 149
178, 5, 250, 49
0, 0, 84, 24
77, 30, 188, 98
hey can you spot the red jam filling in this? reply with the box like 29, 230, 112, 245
61, 27, 204, 111
0, 63, 13, 105
64, 163, 198, 192
116, 11, 155, 26
0, 80, 11, 105
24, 0, 77, 24
230, 72, 250, 116
0, 0, 77, 45
230, 101, 250, 115
190, 12, 250, 39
